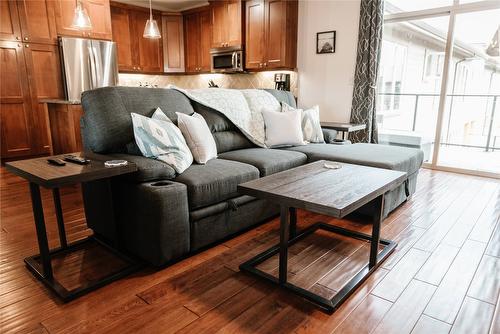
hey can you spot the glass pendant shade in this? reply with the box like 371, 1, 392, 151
143, 19, 161, 39
71, 1, 92, 30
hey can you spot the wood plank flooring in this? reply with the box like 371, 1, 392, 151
0, 167, 499, 334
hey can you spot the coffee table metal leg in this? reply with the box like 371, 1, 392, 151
369, 195, 384, 268
29, 182, 53, 279
52, 188, 67, 248
279, 205, 290, 284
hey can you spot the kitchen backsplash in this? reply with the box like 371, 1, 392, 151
118, 71, 298, 96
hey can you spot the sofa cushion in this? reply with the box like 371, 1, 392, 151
218, 148, 307, 176
174, 159, 259, 210
286, 143, 424, 175
108, 153, 176, 182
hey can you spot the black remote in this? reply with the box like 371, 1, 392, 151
63, 155, 90, 165
47, 158, 66, 166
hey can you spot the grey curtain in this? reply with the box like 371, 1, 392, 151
349, 0, 384, 143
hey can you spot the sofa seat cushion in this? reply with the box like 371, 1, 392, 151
108, 153, 176, 182
174, 159, 259, 210
218, 148, 308, 176
286, 143, 424, 175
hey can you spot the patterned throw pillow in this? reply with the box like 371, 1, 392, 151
282, 103, 325, 143
131, 108, 193, 174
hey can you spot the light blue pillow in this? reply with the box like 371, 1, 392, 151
131, 108, 193, 174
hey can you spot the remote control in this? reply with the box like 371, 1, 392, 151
63, 155, 90, 165
47, 158, 66, 166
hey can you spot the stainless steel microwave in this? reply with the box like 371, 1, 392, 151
210, 46, 244, 73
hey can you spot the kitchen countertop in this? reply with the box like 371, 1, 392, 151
39, 99, 81, 105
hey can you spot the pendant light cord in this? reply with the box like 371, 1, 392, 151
149, 0, 153, 19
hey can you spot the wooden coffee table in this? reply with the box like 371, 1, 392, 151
238, 160, 406, 313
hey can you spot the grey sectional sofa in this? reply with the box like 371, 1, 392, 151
80, 87, 423, 266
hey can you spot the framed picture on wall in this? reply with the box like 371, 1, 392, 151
317, 31, 336, 54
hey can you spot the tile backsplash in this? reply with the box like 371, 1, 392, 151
118, 71, 298, 96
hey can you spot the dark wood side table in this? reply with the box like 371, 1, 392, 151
238, 161, 406, 313
5, 152, 141, 302
320, 122, 366, 140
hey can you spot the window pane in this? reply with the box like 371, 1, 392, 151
385, 0, 452, 14
377, 16, 450, 164
438, 9, 500, 173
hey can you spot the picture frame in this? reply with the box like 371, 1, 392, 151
316, 30, 336, 54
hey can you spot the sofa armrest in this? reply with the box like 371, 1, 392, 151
113, 180, 190, 266
322, 128, 338, 143
106, 153, 176, 182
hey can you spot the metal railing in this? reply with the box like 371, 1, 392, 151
377, 93, 499, 151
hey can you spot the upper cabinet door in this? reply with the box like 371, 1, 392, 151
162, 15, 184, 73
0, 41, 34, 158
55, 0, 112, 39
0, 1, 22, 42
84, 0, 112, 40
17, 0, 58, 45
184, 13, 200, 73
264, 0, 285, 68
225, 0, 242, 47
133, 10, 163, 73
210, 2, 226, 48
54, 0, 83, 37
199, 9, 212, 72
24, 43, 63, 154
245, 0, 265, 69
111, 6, 135, 71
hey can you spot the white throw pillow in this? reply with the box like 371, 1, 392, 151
131, 108, 193, 174
282, 103, 325, 143
261, 108, 305, 148
176, 112, 217, 164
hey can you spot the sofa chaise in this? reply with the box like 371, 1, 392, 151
80, 87, 423, 266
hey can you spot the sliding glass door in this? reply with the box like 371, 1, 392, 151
377, 1, 500, 177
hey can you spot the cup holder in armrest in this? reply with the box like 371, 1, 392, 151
150, 181, 174, 187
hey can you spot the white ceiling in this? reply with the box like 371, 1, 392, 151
113, 0, 209, 12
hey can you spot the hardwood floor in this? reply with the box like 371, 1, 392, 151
0, 167, 499, 334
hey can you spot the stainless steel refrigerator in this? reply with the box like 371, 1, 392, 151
59, 37, 118, 102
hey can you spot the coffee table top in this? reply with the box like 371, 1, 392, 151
5, 152, 137, 188
238, 160, 406, 218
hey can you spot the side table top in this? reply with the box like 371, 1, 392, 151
238, 160, 406, 218
5, 152, 137, 188
320, 122, 366, 132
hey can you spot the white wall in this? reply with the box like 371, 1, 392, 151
297, 0, 361, 122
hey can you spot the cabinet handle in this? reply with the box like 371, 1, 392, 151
15, 36, 20, 40
17, 44, 21, 48
25, 44, 29, 48
24, 37, 28, 41
263, 62, 267, 67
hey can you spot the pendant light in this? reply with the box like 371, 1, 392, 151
143, 0, 161, 39
71, 0, 92, 31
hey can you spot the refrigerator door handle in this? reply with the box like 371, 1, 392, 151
89, 42, 98, 88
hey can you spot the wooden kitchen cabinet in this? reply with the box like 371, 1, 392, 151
54, 0, 112, 40
17, 0, 58, 45
48, 104, 84, 155
162, 14, 184, 73
0, 1, 21, 42
24, 43, 65, 154
184, 8, 212, 73
1, 0, 57, 45
245, 0, 298, 70
210, 0, 242, 48
0, 41, 34, 158
110, 3, 163, 73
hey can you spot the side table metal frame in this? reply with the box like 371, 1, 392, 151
239, 194, 397, 313
26, 182, 142, 302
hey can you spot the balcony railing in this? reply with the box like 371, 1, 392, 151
377, 93, 499, 151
